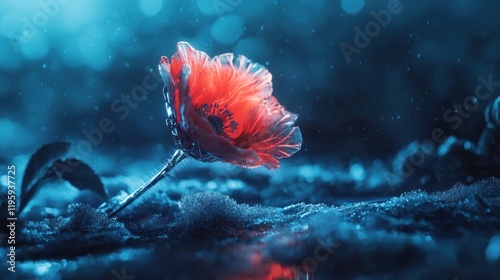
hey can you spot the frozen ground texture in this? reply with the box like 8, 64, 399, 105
1, 154, 499, 280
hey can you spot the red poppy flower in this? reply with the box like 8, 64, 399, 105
158, 42, 302, 169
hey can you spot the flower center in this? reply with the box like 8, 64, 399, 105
196, 103, 238, 139
207, 115, 224, 135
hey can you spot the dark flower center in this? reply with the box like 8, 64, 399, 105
196, 103, 238, 139
207, 115, 224, 135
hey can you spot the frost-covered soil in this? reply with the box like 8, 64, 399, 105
1, 151, 500, 280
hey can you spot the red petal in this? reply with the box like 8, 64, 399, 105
234, 97, 303, 169
210, 54, 273, 138
163, 42, 302, 169
170, 42, 211, 81
170, 42, 273, 138
176, 63, 262, 166
159, 56, 182, 124
159, 56, 171, 85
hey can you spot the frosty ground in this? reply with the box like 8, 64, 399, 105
1, 147, 499, 280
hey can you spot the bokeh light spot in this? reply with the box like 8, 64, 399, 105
196, 0, 217, 16
211, 15, 244, 45
19, 34, 50, 60
140, 0, 163, 17
341, 0, 365, 15
78, 27, 112, 70
486, 235, 500, 262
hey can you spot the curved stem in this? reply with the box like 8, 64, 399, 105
98, 149, 186, 218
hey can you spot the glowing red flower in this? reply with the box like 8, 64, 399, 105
158, 42, 302, 169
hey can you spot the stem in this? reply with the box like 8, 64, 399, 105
98, 149, 186, 218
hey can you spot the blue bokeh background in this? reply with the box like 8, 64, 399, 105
1, 2, 500, 279
1, 0, 500, 164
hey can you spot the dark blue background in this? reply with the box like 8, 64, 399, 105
2, 0, 499, 165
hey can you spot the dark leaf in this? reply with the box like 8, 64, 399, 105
52, 158, 107, 199
21, 141, 71, 206
18, 172, 58, 213
18, 156, 107, 214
